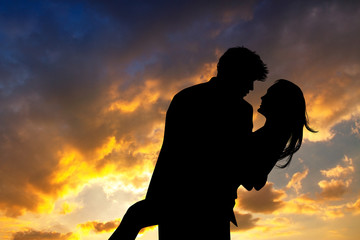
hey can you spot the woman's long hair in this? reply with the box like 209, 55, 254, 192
271, 79, 317, 168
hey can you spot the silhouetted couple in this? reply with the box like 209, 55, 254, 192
109, 47, 316, 240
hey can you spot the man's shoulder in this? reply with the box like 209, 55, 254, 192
176, 82, 210, 96
172, 81, 211, 104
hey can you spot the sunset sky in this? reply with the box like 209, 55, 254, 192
1, 0, 360, 239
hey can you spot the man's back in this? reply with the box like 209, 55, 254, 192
146, 77, 253, 218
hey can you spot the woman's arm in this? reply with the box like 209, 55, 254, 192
240, 128, 281, 191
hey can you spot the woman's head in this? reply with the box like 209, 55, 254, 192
258, 79, 305, 121
259, 79, 316, 168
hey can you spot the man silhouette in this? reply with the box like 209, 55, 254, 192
109, 47, 268, 240
146, 47, 268, 239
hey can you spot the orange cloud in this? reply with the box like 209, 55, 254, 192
286, 168, 309, 194
346, 197, 360, 215
317, 179, 352, 201
351, 119, 360, 137
0, 129, 159, 218
317, 155, 354, 201
107, 80, 161, 113
79, 219, 120, 233
280, 193, 320, 215
78, 219, 157, 238
12, 229, 75, 240
237, 183, 286, 214
304, 72, 360, 142
279, 193, 346, 220
320, 156, 354, 178
277, 156, 356, 219
230, 212, 259, 232
58, 202, 80, 215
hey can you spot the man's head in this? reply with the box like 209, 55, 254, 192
217, 46, 268, 97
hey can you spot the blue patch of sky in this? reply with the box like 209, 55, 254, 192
120, 54, 159, 90
126, 55, 158, 77
269, 118, 360, 195
0, 48, 29, 96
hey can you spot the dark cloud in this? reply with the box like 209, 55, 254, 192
230, 212, 259, 232
0, 0, 256, 216
1, 0, 360, 219
12, 229, 73, 240
317, 179, 351, 201
237, 183, 286, 213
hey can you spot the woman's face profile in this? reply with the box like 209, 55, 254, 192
258, 86, 277, 118
258, 81, 304, 122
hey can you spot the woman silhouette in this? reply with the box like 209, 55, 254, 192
109, 79, 316, 240
240, 79, 317, 192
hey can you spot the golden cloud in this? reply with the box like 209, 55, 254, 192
317, 155, 354, 201
252, 216, 300, 239
320, 156, 354, 178
107, 80, 161, 113
346, 197, 360, 215
58, 202, 80, 215
79, 219, 120, 233
0, 129, 160, 218
277, 155, 356, 219
351, 119, 360, 137
78, 219, 157, 238
317, 179, 352, 201
304, 72, 360, 142
279, 193, 346, 220
286, 168, 309, 194
230, 212, 259, 232
237, 183, 286, 214
280, 193, 320, 215
12, 229, 75, 240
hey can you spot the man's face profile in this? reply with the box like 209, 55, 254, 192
223, 71, 256, 97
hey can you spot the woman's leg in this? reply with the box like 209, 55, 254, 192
108, 200, 157, 240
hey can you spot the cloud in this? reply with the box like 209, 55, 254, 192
281, 193, 320, 215
230, 212, 259, 232
286, 168, 309, 194
58, 202, 80, 215
317, 155, 354, 201
279, 193, 346, 220
79, 220, 120, 233
0, 0, 360, 229
1, 0, 242, 216
317, 179, 352, 201
351, 119, 360, 138
243, 0, 360, 141
346, 197, 360, 215
237, 183, 286, 214
320, 155, 354, 178
278, 155, 356, 219
78, 219, 157, 238
12, 229, 74, 240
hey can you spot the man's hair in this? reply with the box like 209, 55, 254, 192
217, 46, 268, 81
